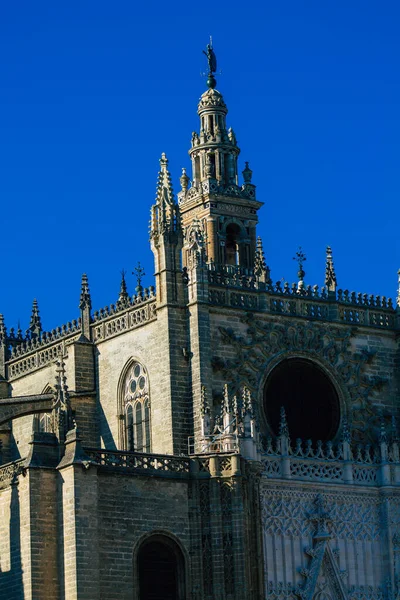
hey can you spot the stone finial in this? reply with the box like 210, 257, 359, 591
222, 383, 231, 415
180, 168, 189, 193
79, 274, 92, 311
240, 387, 253, 417
325, 246, 337, 293
254, 236, 271, 284
117, 269, 129, 308
0, 314, 6, 345
279, 406, 290, 438
79, 274, 92, 340
242, 162, 253, 184
29, 299, 42, 339
52, 358, 73, 442
200, 385, 210, 416
397, 269, 400, 308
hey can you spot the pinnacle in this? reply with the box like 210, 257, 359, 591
29, 298, 42, 337
325, 245, 337, 292
79, 273, 92, 311
155, 153, 174, 207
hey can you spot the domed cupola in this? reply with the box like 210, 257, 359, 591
188, 72, 240, 190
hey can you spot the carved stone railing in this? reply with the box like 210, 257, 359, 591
91, 287, 155, 323
92, 298, 157, 343
84, 448, 241, 480
8, 318, 81, 359
7, 338, 73, 381
206, 265, 397, 330
84, 448, 190, 477
0, 458, 26, 489
262, 436, 400, 487
209, 287, 259, 310
4, 293, 157, 380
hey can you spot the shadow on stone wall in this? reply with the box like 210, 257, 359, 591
0, 479, 23, 599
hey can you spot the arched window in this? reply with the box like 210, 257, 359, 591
123, 362, 151, 452
136, 535, 186, 600
263, 358, 340, 443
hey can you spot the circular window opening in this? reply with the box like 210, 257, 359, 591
264, 358, 340, 442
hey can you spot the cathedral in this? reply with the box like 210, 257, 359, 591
0, 44, 399, 600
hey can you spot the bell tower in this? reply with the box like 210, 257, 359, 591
178, 41, 263, 270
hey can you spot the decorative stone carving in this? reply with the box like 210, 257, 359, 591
213, 315, 387, 442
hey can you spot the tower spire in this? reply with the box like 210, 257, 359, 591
29, 299, 42, 339
325, 246, 337, 293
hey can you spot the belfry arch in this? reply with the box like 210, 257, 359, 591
263, 357, 341, 443
135, 534, 186, 600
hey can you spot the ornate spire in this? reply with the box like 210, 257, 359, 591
200, 385, 210, 416
0, 314, 6, 345
325, 246, 337, 293
79, 274, 91, 311
79, 274, 91, 340
150, 153, 180, 242
117, 270, 129, 308
222, 383, 230, 415
156, 153, 174, 207
254, 236, 271, 284
52, 357, 73, 441
29, 299, 42, 339
179, 168, 189, 193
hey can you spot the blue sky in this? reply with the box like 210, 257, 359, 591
0, 1, 399, 332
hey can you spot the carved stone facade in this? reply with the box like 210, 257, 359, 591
0, 56, 399, 600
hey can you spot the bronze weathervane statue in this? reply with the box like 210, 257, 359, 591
203, 37, 217, 89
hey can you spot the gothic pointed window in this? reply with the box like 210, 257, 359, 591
123, 362, 151, 452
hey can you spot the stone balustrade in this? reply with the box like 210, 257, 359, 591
262, 434, 400, 486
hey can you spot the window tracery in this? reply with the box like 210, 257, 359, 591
123, 362, 151, 452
